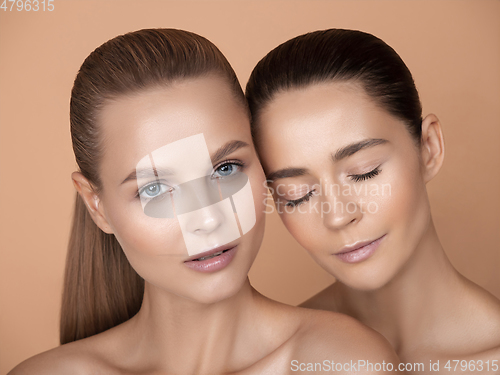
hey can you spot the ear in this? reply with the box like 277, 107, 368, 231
71, 171, 114, 234
419, 114, 445, 183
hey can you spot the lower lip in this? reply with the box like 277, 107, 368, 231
183, 246, 237, 273
335, 235, 386, 264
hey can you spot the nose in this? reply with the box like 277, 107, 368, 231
172, 177, 226, 234
184, 203, 225, 234
321, 193, 362, 231
174, 177, 220, 215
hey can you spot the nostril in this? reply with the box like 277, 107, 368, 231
187, 205, 226, 235
195, 216, 219, 233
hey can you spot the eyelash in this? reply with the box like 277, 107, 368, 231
134, 159, 245, 199
212, 159, 245, 179
348, 166, 381, 182
135, 181, 172, 201
283, 166, 381, 207
285, 190, 315, 207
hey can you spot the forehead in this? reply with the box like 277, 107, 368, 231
260, 81, 378, 140
257, 81, 407, 168
97, 76, 250, 184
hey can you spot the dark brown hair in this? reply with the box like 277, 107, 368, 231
245, 28, 422, 145
61, 28, 245, 345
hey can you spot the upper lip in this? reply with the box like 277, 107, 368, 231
184, 243, 237, 262
335, 234, 386, 255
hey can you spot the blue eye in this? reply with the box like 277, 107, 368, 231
212, 162, 243, 178
217, 164, 234, 176
138, 182, 171, 200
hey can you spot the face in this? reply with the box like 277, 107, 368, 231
257, 81, 431, 290
94, 75, 267, 304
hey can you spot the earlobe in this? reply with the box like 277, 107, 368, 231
420, 114, 445, 183
71, 172, 114, 234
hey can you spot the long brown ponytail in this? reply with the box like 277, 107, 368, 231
61, 28, 246, 344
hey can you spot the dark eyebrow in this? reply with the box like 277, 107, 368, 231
332, 138, 388, 162
211, 140, 249, 165
266, 138, 388, 183
120, 165, 174, 185
266, 168, 307, 183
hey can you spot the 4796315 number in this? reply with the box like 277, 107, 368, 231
1, 0, 54, 11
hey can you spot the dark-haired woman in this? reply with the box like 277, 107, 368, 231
7, 29, 400, 375
246, 29, 500, 367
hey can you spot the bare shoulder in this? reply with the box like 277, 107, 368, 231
289, 308, 400, 373
458, 277, 500, 349
7, 340, 101, 375
6, 327, 125, 375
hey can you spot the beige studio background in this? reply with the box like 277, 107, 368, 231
1, 0, 499, 372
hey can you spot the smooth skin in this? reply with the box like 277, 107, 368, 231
9, 76, 401, 375
256, 80, 500, 373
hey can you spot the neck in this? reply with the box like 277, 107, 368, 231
334, 220, 464, 353
127, 277, 264, 373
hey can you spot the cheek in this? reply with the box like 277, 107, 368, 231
373, 156, 431, 254
101, 199, 189, 292
243, 167, 268, 246
278, 209, 319, 252
104, 197, 186, 257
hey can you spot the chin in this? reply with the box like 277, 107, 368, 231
327, 260, 399, 291
191, 274, 247, 305
340, 273, 394, 291
316, 233, 412, 291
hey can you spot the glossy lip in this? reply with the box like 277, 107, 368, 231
334, 234, 386, 263
184, 243, 237, 262
183, 244, 238, 273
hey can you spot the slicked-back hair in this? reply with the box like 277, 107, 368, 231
246, 29, 422, 145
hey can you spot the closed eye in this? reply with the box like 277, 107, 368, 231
348, 166, 381, 183
285, 190, 315, 207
